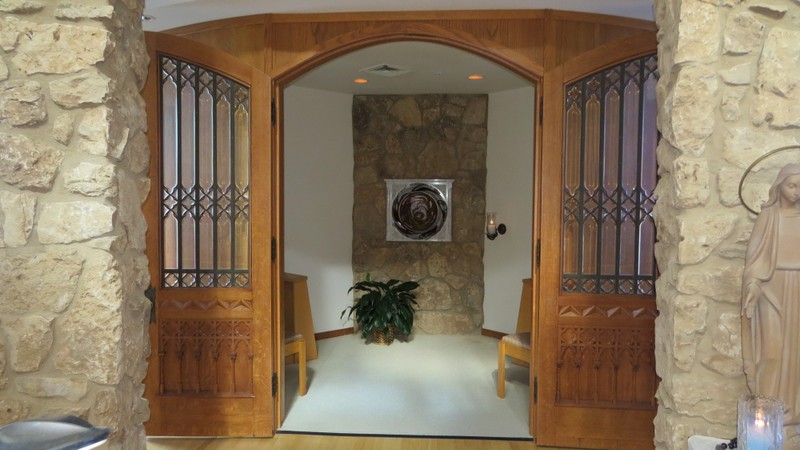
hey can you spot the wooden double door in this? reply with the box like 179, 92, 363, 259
143, 33, 274, 436
537, 35, 659, 449
142, 29, 658, 447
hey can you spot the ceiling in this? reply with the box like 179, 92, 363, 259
143, 0, 655, 94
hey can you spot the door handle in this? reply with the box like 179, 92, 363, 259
144, 285, 156, 323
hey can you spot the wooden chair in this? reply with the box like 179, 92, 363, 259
497, 332, 531, 398
284, 333, 307, 396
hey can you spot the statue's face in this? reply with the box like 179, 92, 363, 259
779, 174, 800, 206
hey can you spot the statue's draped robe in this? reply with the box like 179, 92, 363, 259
743, 205, 800, 426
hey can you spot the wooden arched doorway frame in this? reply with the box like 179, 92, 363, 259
270, 21, 544, 434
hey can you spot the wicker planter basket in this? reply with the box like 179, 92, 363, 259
370, 326, 396, 345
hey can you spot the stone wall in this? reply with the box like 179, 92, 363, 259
351, 95, 487, 334
0, 1, 150, 448
654, 0, 800, 448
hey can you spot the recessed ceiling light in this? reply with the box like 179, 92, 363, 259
468, 74, 484, 81
141, 14, 155, 21
353, 78, 369, 84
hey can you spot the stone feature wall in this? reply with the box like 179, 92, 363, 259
352, 95, 487, 334
0, 1, 151, 448
654, 1, 800, 448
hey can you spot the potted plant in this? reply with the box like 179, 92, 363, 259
341, 273, 419, 345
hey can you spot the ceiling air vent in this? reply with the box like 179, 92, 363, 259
360, 63, 410, 78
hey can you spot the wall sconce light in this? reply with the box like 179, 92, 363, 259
486, 212, 506, 240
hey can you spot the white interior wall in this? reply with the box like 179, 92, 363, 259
283, 85, 534, 335
283, 85, 355, 333
483, 86, 535, 333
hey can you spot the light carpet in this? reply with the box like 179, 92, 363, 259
280, 333, 531, 439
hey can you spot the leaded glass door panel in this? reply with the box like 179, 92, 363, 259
537, 34, 658, 449
143, 32, 273, 437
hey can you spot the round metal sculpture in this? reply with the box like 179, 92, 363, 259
391, 183, 448, 240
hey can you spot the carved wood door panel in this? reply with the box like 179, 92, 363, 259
537, 34, 658, 449
143, 32, 273, 436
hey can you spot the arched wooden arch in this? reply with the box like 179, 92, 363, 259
271, 22, 544, 86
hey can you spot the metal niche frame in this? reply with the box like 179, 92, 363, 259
385, 179, 453, 242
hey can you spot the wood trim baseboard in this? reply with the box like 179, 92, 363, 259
318, 328, 506, 340
315, 328, 354, 340
481, 329, 506, 340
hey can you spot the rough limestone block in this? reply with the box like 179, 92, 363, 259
671, 372, 740, 425
673, 294, 708, 370
95, 384, 150, 436
722, 127, 795, 169
753, 28, 800, 128
749, 1, 788, 19
415, 278, 454, 311
0, 80, 46, 126
55, 252, 124, 385
672, 156, 709, 208
0, 399, 29, 425
15, 376, 88, 402
120, 289, 150, 381
655, 410, 702, 450
463, 96, 488, 124
723, 11, 766, 55
55, 1, 114, 20
0, 57, 8, 81
0, 132, 64, 189
123, 130, 150, 174
0, 335, 6, 389
389, 96, 422, 127
676, 262, 743, 303
711, 312, 742, 360
5, 315, 54, 372
8, 18, 113, 75
674, 0, 721, 64
52, 114, 75, 146
662, 64, 718, 156
703, 353, 746, 379
38, 201, 115, 244
0, 251, 83, 314
718, 167, 745, 207
50, 71, 112, 108
414, 310, 482, 334
64, 161, 117, 197
719, 62, 752, 85
0, 0, 44, 13
720, 86, 747, 122
0, 189, 36, 247
78, 106, 127, 158
677, 212, 738, 265
116, 170, 147, 250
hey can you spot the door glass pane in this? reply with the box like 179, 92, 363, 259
561, 54, 658, 296
159, 55, 251, 288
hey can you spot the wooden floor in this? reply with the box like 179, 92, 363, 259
146, 435, 583, 450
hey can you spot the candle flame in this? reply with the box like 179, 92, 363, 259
755, 410, 766, 428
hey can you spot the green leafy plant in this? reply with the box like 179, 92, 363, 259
341, 273, 419, 343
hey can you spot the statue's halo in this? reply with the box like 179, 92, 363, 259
739, 145, 800, 215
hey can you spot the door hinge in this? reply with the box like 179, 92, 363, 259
534, 376, 538, 403
271, 236, 277, 262
538, 96, 543, 125
536, 239, 541, 268
271, 99, 276, 127
272, 372, 278, 397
